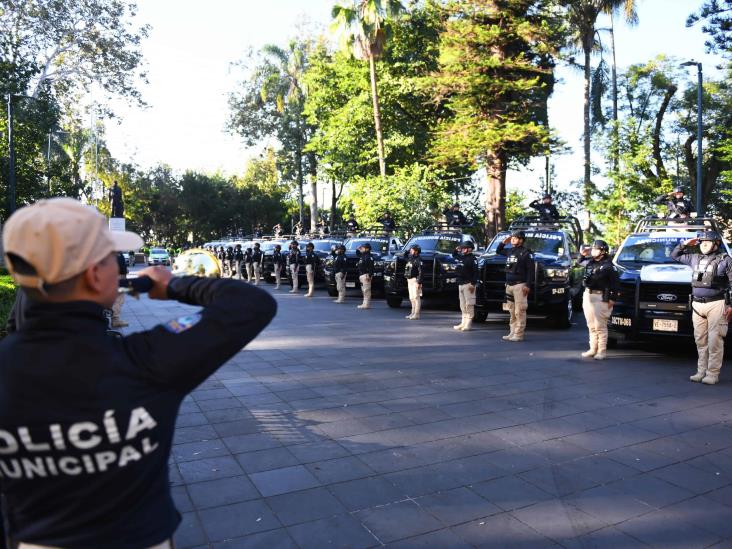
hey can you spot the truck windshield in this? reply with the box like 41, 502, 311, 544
406, 236, 463, 253
485, 232, 565, 258
616, 235, 700, 266
345, 238, 390, 254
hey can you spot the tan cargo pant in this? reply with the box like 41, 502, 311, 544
305, 264, 315, 296
290, 264, 299, 291
359, 274, 372, 307
235, 260, 243, 280
692, 299, 728, 378
583, 290, 612, 351
245, 262, 253, 282
274, 264, 282, 287
505, 283, 528, 338
458, 283, 476, 322
335, 272, 346, 302
252, 262, 261, 284
407, 277, 421, 318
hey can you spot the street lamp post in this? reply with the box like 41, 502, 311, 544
681, 60, 703, 217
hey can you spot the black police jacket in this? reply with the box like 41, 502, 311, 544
332, 254, 347, 274
453, 251, 478, 285
405, 256, 422, 283
443, 209, 468, 227
578, 256, 620, 302
671, 244, 732, 299
380, 218, 396, 231
244, 251, 253, 264
358, 253, 375, 276
304, 251, 320, 267
655, 194, 694, 218
346, 220, 359, 232
234, 249, 244, 262
529, 200, 560, 220
252, 249, 263, 263
0, 277, 276, 548
272, 251, 285, 266
496, 243, 534, 285
287, 250, 300, 267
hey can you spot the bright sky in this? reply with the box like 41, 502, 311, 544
104, 0, 724, 198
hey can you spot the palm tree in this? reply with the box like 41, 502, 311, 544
566, 0, 638, 209
331, 0, 405, 179
259, 40, 316, 227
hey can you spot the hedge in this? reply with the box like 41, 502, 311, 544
0, 272, 16, 338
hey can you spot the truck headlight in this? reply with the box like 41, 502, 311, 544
545, 268, 569, 279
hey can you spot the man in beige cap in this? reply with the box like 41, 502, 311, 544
0, 198, 277, 548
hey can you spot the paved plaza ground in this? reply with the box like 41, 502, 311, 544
121, 280, 732, 548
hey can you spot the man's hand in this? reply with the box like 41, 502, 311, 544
469, 284, 476, 294
137, 266, 173, 300
725, 306, 732, 322
503, 237, 511, 244
684, 238, 698, 247
607, 300, 615, 310
522, 286, 530, 297
580, 246, 590, 257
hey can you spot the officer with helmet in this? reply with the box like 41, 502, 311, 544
578, 240, 619, 360
303, 242, 320, 298
655, 187, 694, 219
288, 241, 301, 293
497, 230, 534, 341
672, 231, 732, 384
405, 244, 423, 320
453, 241, 478, 331
443, 203, 468, 228
357, 242, 375, 309
332, 244, 348, 303
272, 244, 285, 289
529, 194, 560, 221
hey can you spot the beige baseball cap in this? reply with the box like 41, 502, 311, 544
3, 198, 143, 290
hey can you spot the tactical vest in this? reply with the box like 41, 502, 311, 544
505, 249, 529, 274
405, 258, 419, 278
692, 254, 727, 291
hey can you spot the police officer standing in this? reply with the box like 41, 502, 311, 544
217, 246, 226, 274
234, 244, 244, 280
303, 242, 320, 298
288, 240, 301, 293
111, 252, 129, 328
225, 246, 235, 278
672, 232, 732, 384
272, 243, 285, 289
655, 187, 694, 219
332, 244, 348, 303
497, 230, 534, 341
443, 204, 468, 227
405, 244, 423, 320
529, 194, 560, 221
357, 242, 374, 309
453, 241, 478, 331
252, 242, 263, 285
380, 211, 396, 233
0, 198, 276, 547
346, 214, 360, 237
578, 240, 619, 360
244, 247, 254, 282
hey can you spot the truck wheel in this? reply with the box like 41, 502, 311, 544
327, 286, 338, 297
550, 298, 573, 329
386, 296, 403, 308
474, 310, 488, 323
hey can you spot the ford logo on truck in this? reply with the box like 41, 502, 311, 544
657, 293, 678, 302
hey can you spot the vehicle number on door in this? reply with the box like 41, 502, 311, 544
653, 319, 678, 332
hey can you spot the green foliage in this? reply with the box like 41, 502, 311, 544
0, 274, 16, 339
687, 0, 732, 54
345, 163, 451, 232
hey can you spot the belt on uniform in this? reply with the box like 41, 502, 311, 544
692, 295, 725, 303
506, 281, 525, 286
586, 289, 603, 294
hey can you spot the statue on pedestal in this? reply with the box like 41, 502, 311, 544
110, 181, 124, 218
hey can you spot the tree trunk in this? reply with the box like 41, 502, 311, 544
652, 85, 676, 181
296, 149, 304, 225
368, 53, 387, 179
610, 14, 619, 173
583, 42, 592, 209
308, 153, 318, 232
484, 150, 507, 239
331, 179, 337, 232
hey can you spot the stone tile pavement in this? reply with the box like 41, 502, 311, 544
120, 282, 732, 548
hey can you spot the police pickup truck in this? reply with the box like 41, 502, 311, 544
384, 225, 478, 308
608, 217, 731, 346
323, 230, 403, 297
475, 216, 585, 328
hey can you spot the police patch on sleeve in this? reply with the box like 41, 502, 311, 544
163, 313, 202, 334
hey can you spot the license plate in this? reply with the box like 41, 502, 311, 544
653, 319, 678, 332
346, 282, 356, 288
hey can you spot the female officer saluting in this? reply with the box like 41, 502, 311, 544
578, 240, 619, 360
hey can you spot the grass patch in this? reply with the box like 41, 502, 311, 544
0, 274, 17, 338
